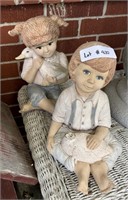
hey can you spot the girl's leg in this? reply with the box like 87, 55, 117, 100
75, 161, 90, 194
19, 101, 36, 113
90, 160, 114, 193
20, 84, 55, 113
38, 98, 55, 114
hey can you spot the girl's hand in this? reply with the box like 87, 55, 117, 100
86, 134, 102, 150
47, 136, 55, 153
42, 75, 57, 86
33, 57, 44, 70
46, 75, 57, 84
42, 79, 50, 86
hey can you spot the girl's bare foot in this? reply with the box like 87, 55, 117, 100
19, 102, 38, 113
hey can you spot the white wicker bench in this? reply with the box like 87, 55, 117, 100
18, 85, 128, 200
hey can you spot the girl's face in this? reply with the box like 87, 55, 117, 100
72, 63, 108, 96
32, 39, 57, 58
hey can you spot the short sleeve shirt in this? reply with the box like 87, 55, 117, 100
52, 84, 111, 130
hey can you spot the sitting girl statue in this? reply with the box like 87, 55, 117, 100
8, 15, 69, 114
47, 41, 122, 194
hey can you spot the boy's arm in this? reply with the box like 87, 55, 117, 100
87, 94, 111, 150
47, 120, 62, 153
95, 126, 109, 140
87, 126, 109, 149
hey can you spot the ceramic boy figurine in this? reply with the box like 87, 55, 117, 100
47, 41, 122, 194
8, 15, 69, 114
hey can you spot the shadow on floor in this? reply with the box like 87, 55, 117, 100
14, 182, 43, 199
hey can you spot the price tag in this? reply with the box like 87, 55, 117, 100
80, 45, 117, 62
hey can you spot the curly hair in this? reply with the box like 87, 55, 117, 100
8, 15, 68, 47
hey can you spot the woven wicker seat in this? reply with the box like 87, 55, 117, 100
18, 85, 128, 200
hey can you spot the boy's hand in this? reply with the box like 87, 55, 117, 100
86, 134, 102, 150
47, 136, 55, 153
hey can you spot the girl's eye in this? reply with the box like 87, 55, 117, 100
48, 42, 53, 46
96, 76, 104, 80
83, 69, 91, 75
36, 46, 42, 49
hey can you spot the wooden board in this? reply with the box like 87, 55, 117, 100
0, 179, 18, 199
0, 102, 38, 185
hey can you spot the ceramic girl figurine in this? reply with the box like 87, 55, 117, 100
47, 41, 122, 194
16, 47, 68, 86
8, 15, 69, 114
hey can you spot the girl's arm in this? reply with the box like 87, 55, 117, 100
55, 52, 69, 82
46, 52, 69, 84
22, 57, 44, 83
44, 74, 69, 85
47, 120, 62, 153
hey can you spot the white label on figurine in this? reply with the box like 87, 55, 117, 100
80, 45, 117, 62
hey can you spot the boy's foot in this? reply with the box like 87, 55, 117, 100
77, 182, 88, 195
101, 181, 115, 193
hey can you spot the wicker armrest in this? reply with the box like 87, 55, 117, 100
18, 85, 128, 200
18, 85, 70, 200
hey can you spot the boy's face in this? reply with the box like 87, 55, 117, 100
72, 63, 108, 96
32, 39, 57, 58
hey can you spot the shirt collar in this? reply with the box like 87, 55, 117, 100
71, 83, 100, 103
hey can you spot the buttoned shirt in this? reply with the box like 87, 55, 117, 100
53, 84, 111, 130
21, 51, 68, 85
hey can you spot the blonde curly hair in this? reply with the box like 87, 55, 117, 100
69, 41, 117, 87
8, 15, 68, 47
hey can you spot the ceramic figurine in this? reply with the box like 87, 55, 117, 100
47, 41, 122, 194
16, 47, 69, 84
15, 47, 38, 60
8, 15, 69, 114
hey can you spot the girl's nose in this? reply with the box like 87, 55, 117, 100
43, 46, 48, 53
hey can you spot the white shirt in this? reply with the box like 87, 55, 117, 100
53, 84, 111, 130
21, 51, 68, 85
